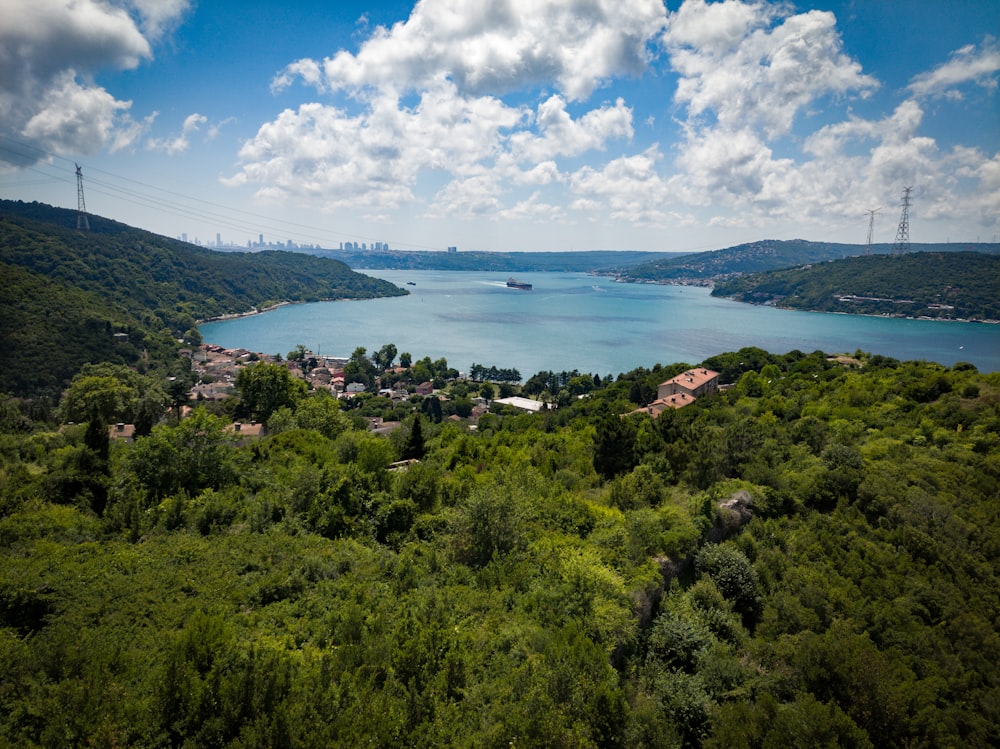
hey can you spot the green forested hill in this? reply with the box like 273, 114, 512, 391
0, 200, 406, 398
712, 251, 1000, 320
619, 238, 1000, 284
1, 349, 998, 747
0, 264, 144, 398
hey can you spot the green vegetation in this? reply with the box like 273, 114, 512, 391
618, 239, 1000, 284
2, 347, 998, 747
713, 251, 1000, 320
0, 201, 406, 399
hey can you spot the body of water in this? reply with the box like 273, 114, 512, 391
199, 270, 1000, 375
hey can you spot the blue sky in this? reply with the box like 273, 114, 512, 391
1, 0, 997, 252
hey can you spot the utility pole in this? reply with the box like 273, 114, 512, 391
864, 208, 880, 256
75, 164, 90, 231
892, 186, 912, 255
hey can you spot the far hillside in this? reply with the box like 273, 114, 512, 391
0, 200, 406, 398
617, 238, 1000, 284
309, 247, 675, 272
712, 251, 1000, 321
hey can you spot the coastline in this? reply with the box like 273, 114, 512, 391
197, 300, 293, 324
611, 276, 999, 325
713, 295, 1000, 325
196, 291, 405, 324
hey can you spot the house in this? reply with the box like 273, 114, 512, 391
367, 418, 401, 436
108, 423, 136, 442
493, 396, 548, 413
647, 393, 696, 414
227, 421, 264, 445
416, 381, 434, 396
632, 368, 720, 417
657, 368, 719, 401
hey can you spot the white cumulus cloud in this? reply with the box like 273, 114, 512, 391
232, 0, 657, 216
0, 0, 188, 164
146, 113, 208, 155
908, 38, 1000, 99
663, 0, 878, 137
273, 0, 665, 102
235, 0, 998, 241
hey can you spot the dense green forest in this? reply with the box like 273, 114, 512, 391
0, 201, 405, 399
618, 239, 1000, 284
712, 251, 1000, 321
2, 347, 998, 747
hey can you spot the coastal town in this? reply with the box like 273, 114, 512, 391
107, 343, 722, 445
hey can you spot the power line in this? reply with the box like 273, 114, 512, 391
0, 134, 445, 251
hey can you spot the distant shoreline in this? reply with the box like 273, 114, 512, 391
713, 295, 1000, 325
197, 301, 293, 324
196, 294, 384, 325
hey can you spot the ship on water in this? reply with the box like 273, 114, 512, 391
506, 277, 532, 290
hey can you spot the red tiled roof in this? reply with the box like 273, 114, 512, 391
659, 368, 719, 390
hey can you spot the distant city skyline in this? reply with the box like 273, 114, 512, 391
175, 233, 393, 252
1, 0, 998, 252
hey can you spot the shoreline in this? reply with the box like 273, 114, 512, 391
197, 300, 293, 324
196, 293, 400, 325
717, 297, 1000, 325
611, 276, 999, 325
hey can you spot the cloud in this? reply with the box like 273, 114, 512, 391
508, 95, 634, 163
237, 1, 653, 220
238, 0, 998, 241
662, 0, 878, 137
0, 0, 188, 164
908, 38, 1000, 99
273, 0, 666, 102
19, 71, 133, 156
570, 146, 674, 226
125, 0, 190, 40
497, 192, 565, 223
227, 82, 528, 210
231, 70, 641, 215
146, 113, 208, 155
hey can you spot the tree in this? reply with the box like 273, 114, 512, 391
344, 347, 377, 390
61, 375, 134, 427
127, 407, 239, 500
372, 343, 398, 372
294, 392, 351, 439
421, 396, 443, 423
235, 362, 307, 422
695, 544, 761, 625
401, 414, 425, 460
593, 414, 638, 480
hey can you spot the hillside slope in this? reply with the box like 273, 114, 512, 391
0, 201, 406, 398
712, 251, 1000, 321
1, 350, 998, 747
618, 238, 1000, 284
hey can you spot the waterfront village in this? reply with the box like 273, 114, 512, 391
108, 342, 722, 443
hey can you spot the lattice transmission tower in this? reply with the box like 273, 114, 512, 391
892, 186, 912, 255
75, 163, 90, 231
864, 207, 880, 255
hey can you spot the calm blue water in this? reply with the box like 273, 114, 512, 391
199, 270, 1000, 375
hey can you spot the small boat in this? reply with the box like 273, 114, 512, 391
506, 277, 532, 290
406, 281, 416, 286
